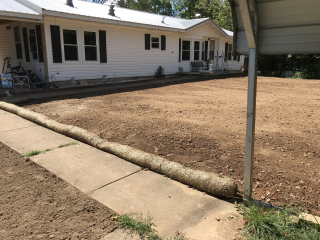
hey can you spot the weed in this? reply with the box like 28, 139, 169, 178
239, 202, 320, 240
58, 142, 77, 148
118, 213, 191, 240
24, 150, 42, 157
24, 142, 77, 158
118, 213, 160, 239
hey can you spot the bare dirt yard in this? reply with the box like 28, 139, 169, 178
0, 142, 117, 240
23, 76, 320, 215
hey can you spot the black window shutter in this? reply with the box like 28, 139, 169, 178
145, 34, 150, 50
161, 35, 166, 50
36, 25, 44, 62
22, 27, 30, 62
179, 38, 181, 62
205, 41, 208, 61
225, 42, 228, 62
99, 30, 107, 63
50, 25, 62, 63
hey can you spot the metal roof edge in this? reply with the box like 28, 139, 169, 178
207, 18, 232, 38
0, 10, 42, 21
185, 18, 232, 38
15, 0, 43, 14
43, 9, 185, 32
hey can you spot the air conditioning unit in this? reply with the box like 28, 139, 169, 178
12, 76, 30, 91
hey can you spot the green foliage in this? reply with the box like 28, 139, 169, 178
119, 213, 160, 239
155, 66, 165, 78
195, 0, 233, 30
118, 0, 175, 16
173, 0, 233, 30
173, 0, 198, 19
239, 203, 320, 240
24, 142, 77, 157
118, 213, 191, 240
24, 150, 42, 157
58, 142, 78, 148
258, 54, 320, 79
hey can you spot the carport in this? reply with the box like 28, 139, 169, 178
228, 0, 320, 201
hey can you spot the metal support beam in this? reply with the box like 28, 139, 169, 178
238, 0, 258, 48
228, 0, 238, 56
244, 48, 258, 202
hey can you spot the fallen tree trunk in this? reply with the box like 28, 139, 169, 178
0, 101, 237, 197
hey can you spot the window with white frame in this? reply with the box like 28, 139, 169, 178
228, 44, 232, 61
63, 29, 78, 61
209, 40, 215, 60
14, 26, 23, 59
151, 37, 159, 48
182, 40, 190, 61
29, 29, 38, 60
194, 41, 200, 61
84, 31, 97, 61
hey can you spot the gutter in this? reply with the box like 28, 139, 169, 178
0, 11, 42, 21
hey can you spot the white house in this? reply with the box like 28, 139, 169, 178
0, 0, 244, 84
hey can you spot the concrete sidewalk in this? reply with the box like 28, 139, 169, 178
0, 109, 243, 240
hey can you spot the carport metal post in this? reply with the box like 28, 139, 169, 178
238, 0, 259, 202
244, 48, 258, 201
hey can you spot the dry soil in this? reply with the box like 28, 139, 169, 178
0, 142, 117, 240
23, 76, 320, 215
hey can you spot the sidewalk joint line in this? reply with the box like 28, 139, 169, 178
91, 169, 142, 193
0, 125, 37, 134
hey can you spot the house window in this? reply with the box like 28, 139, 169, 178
29, 29, 38, 60
152, 37, 159, 48
63, 29, 78, 61
194, 41, 200, 61
84, 31, 97, 61
228, 44, 232, 61
14, 26, 23, 59
209, 40, 215, 60
201, 42, 205, 61
182, 40, 190, 61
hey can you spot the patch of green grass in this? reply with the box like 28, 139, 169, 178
239, 202, 320, 240
24, 150, 42, 157
118, 213, 191, 240
58, 142, 78, 148
24, 142, 77, 158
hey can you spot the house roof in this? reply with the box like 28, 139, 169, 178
0, 0, 41, 19
0, 0, 233, 38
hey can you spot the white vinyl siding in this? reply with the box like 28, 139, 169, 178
44, 16, 179, 81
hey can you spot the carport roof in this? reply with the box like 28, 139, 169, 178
230, 0, 320, 54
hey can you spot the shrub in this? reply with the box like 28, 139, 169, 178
155, 66, 165, 78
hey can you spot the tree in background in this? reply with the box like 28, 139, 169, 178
173, 0, 233, 30
118, 0, 175, 16
195, 0, 233, 30
173, 0, 198, 19
258, 54, 320, 79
